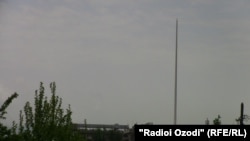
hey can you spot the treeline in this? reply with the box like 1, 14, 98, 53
88, 129, 123, 141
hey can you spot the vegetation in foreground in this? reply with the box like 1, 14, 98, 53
0, 82, 84, 141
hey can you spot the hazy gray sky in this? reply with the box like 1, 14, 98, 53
1, 0, 250, 126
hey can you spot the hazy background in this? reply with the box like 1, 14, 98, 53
1, 0, 250, 126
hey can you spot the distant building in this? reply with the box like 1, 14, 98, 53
73, 123, 130, 141
73, 123, 129, 131
73, 122, 152, 141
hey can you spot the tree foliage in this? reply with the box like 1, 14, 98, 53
0, 92, 18, 141
91, 129, 123, 141
0, 93, 18, 120
17, 82, 83, 141
213, 115, 221, 125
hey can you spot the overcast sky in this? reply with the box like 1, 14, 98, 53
1, 0, 250, 127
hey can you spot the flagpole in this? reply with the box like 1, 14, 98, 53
174, 19, 178, 125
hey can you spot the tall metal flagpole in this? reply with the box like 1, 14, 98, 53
174, 19, 178, 125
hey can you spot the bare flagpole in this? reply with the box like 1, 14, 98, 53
174, 19, 178, 125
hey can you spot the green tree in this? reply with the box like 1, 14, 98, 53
213, 115, 221, 125
0, 92, 18, 141
91, 129, 123, 141
18, 82, 83, 141
107, 130, 123, 141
